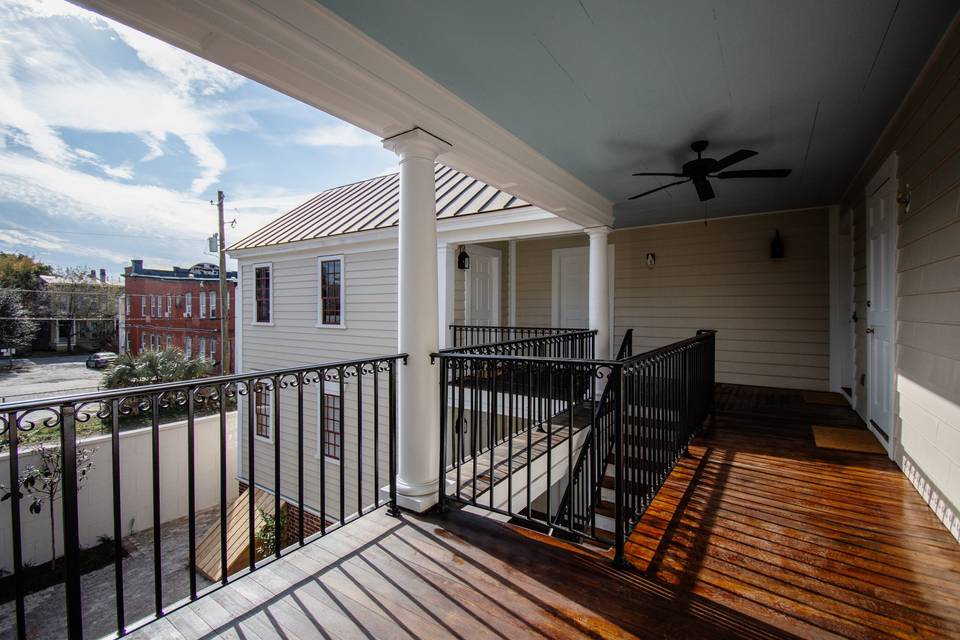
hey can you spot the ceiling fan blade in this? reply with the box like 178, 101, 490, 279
631, 172, 685, 177
627, 178, 690, 200
716, 169, 791, 179
693, 178, 715, 201
712, 149, 757, 172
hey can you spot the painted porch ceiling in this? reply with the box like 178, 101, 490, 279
319, 0, 957, 227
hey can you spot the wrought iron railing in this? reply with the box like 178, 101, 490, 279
610, 330, 716, 565
449, 324, 588, 349
555, 329, 633, 537
0, 354, 405, 640
432, 329, 716, 566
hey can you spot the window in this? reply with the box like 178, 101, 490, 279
254, 264, 272, 323
199, 336, 206, 358
185, 292, 192, 317
209, 291, 217, 318
185, 335, 192, 358
149, 333, 155, 351
166, 335, 172, 349
125, 334, 130, 351
150, 294, 156, 317
166, 295, 172, 317
210, 338, 216, 361
254, 383, 272, 440
318, 383, 341, 461
140, 333, 146, 352
318, 256, 344, 327
140, 295, 146, 317
125, 295, 130, 315
199, 290, 207, 318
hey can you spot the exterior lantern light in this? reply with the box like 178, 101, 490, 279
771, 229, 785, 259
457, 245, 471, 270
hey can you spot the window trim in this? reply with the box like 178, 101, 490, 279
315, 380, 342, 463
316, 255, 346, 329
252, 374, 275, 443
252, 262, 274, 326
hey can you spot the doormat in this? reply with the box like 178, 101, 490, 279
803, 391, 850, 407
812, 425, 886, 454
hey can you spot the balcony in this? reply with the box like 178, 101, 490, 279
3, 328, 957, 639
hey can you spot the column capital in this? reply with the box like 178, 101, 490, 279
584, 225, 612, 238
382, 127, 452, 160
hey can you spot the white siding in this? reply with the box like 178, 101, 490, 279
238, 249, 398, 520
841, 21, 960, 540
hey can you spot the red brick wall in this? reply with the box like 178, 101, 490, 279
123, 275, 236, 373
237, 481, 327, 548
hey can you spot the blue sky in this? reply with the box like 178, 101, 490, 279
0, 0, 398, 279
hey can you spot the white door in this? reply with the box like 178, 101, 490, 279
865, 158, 897, 453
555, 247, 589, 328
465, 246, 500, 326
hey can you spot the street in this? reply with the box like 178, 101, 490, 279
0, 354, 105, 402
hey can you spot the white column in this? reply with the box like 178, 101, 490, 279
508, 240, 518, 326
585, 227, 611, 360
382, 128, 451, 510
437, 242, 455, 348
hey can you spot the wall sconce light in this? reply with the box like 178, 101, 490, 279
770, 230, 785, 260
897, 185, 912, 214
646, 253, 656, 268
457, 245, 470, 270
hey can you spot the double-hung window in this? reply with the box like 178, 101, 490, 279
125, 295, 130, 315
318, 382, 341, 461
166, 295, 172, 317
254, 264, 272, 324
210, 338, 216, 361
209, 291, 217, 318
199, 290, 207, 318
150, 295, 156, 318
254, 382, 272, 440
317, 256, 344, 327
140, 333, 146, 352
185, 293, 192, 317
185, 335, 192, 358
140, 295, 145, 318
166, 335, 172, 349
199, 336, 206, 358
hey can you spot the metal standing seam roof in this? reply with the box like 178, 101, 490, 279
228, 164, 529, 250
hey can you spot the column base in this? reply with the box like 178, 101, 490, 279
380, 478, 456, 513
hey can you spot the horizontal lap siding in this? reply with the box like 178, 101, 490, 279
513, 211, 830, 390
841, 21, 960, 539
613, 210, 830, 390
239, 250, 397, 519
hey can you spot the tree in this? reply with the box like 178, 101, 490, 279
0, 253, 51, 291
0, 288, 38, 354
101, 347, 213, 389
1, 442, 97, 567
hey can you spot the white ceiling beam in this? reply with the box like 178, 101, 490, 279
75, 0, 613, 227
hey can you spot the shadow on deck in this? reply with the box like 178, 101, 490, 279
135, 383, 960, 640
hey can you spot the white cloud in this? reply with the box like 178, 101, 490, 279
0, 228, 65, 252
297, 122, 381, 148
0, 0, 250, 193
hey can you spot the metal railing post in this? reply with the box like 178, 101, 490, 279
387, 358, 400, 517
60, 403, 84, 639
611, 365, 630, 569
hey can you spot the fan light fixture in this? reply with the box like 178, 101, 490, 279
457, 246, 470, 270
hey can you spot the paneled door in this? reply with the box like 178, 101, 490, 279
465, 245, 500, 326
553, 247, 589, 328
865, 155, 898, 455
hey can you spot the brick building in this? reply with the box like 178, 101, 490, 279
122, 260, 237, 373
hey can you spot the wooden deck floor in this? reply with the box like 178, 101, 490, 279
136, 384, 960, 640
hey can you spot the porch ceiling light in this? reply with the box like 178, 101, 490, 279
457, 245, 470, 270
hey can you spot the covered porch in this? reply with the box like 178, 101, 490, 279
132, 384, 960, 640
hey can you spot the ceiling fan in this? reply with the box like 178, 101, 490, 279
629, 140, 791, 201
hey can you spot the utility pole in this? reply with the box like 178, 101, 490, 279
216, 190, 231, 374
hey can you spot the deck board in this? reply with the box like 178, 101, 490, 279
132, 383, 960, 640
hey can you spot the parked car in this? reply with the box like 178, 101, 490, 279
85, 352, 118, 368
